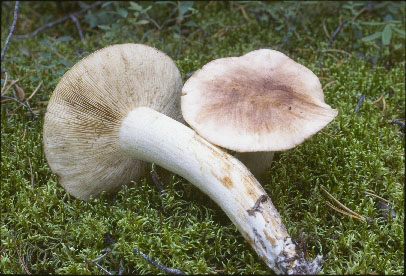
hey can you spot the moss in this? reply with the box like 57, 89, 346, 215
1, 1, 404, 274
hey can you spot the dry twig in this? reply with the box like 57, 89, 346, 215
1, 72, 9, 91
1, 95, 35, 116
329, 19, 347, 44
1, 75, 42, 117
382, 97, 386, 116
354, 94, 366, 115
22, 126, 27, 140
363, 190, 390, 204
84, 249, 113, 275
232, 2, 251, 22
322, 80, 336, 91
321, 186, 367, 222
352, 6, 367, 21
321, 49, 352, 56
70, 14, 84, 41
1, 1, 19, 60
322, 21, 330, 40
320, 130, 342, 137
13, 237, 31, 274
319, 76, 335, 81
133, 248, 184, 275
371, 94, 386, 115
371, 95, 384, 104
28, 157, 34, 188
13, 1, 103, 39
26, 81, 42, 102
324, 200, 364, 220
1, 73, 31, 96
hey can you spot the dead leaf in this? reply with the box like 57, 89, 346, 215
14, 84, 25, 101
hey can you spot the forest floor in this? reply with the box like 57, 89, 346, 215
1, 1, 404, 274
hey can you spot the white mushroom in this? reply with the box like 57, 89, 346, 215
44, 44, 321, 274
182, 49, 338, 177
44, 44, 184, 198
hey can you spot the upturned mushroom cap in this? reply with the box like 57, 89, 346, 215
181, 49, 338, 152
43, 44, 183, 200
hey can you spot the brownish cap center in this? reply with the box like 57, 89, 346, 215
181, 49, 338, 152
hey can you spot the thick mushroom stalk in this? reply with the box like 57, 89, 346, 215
234, 151, 275, 178
120, 107, 321, 274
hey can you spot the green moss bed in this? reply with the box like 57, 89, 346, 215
1, 2, 404, 274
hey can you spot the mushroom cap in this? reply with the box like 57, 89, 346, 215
43, 44, 183, 200
181, 49, 338, 152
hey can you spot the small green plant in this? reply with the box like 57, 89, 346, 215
82, 1, 198, 55
341, 1, 405, 66
247, 1, 307, 50
361, 16, 405, 48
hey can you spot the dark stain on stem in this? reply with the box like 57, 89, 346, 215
247, 194, 269, 216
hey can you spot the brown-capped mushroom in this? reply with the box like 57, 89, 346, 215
44, 44, 321, 274
181, 49, 338, 177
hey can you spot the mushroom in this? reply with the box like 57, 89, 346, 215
44, 44, 321, 274
181, 49, 338, 177
44, 44, 184, 199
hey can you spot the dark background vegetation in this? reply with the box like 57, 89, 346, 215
1, 1, 405, 274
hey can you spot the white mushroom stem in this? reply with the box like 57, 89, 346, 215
120, 107, 321, 274
234, 151, 275, 178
